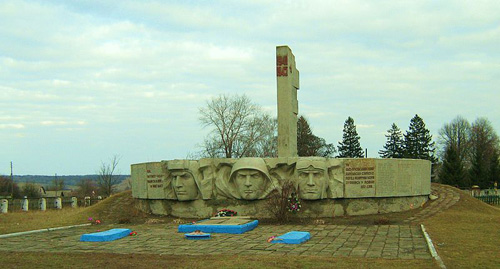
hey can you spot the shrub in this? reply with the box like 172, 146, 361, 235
265, 180, 299, 224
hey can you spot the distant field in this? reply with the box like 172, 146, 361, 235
11, 175, 130, 188
12, 176, 131, 193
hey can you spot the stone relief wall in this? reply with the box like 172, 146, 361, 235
131, 158, 431, 201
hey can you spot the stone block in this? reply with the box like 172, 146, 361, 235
131, 162, 162, 199
345, 199, 378, 216
149, 200, 168, 215
170, 200, 213, 218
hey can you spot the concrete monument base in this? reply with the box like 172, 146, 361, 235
135, 194, 428, 218
131, 157, 431, 218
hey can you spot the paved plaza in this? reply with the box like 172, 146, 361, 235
0, 223, 431, 259
1, 184, 463, 260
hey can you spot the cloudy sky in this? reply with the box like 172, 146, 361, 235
1, 0, 499, 175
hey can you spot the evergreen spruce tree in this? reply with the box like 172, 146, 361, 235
489, 149, 500, 187
469, 145, 489, 188
337, 116, 364, 158
297, 116, 317, 156
379, 123, 404, 158
439, 145, 468, 188
297, 116, 335, 157
403, 114, 437, 162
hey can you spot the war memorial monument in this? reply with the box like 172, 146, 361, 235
131, 46, 431, 218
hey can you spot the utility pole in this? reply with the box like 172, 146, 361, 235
10, 161, 14, 198
55, 173, 58, 197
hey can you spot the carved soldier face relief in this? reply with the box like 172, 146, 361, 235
171, 170, 198, 201
234, 169, 266, 200
297, 166, 327, 200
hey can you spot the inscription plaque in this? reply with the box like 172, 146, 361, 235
344, 159, 376, 197
145, 162, 166, 199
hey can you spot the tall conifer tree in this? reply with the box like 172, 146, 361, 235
439, 145, 468, 187
337, 116, 364, 158
488, 149, 500, 187
379, 123, 404, 158
297, 116, 335, 157
403, 114, 437, 162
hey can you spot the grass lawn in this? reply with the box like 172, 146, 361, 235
1, 185, 499, 268
423, 190, 500, 268
0, 252, 436, 269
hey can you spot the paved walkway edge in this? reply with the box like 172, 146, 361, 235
420, 224, 446, 269
0, 223, 91, 239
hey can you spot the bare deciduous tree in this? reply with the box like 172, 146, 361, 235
0, 175, 20, 198
199, 94, 277, 158
50, 175, 65, 197
97, 155, 121, 196
469, 118, 499, 188
438, 115, 471, 161
22, 182, 40, 198
265, 180, 295, 223
251, 115, 278, 158
76, 178, 98, 197
437, 116, 500, 188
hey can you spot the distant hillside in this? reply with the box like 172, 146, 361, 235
13, 175, 130, 188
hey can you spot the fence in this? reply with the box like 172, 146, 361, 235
474, 195, 500, 206
0, 196, 103, 213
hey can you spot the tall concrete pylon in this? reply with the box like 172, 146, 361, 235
276, 45, 300, 157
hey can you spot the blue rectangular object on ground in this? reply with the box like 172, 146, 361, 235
178, 220, 258, 234
185, 233, 211, 240
271, 231, 310, 244
80, 228, 131, 242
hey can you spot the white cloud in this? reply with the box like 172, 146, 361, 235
0, 124, 25, 129
40, 120, 86, 126
40, 121, 66, 126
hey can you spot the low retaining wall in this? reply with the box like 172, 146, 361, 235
0, 197, 103, 213
136, 195, 428, 218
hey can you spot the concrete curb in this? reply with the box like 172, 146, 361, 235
421, 224, 446, 269
0, 223, 91, 239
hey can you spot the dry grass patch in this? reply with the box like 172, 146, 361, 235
424, 188, 500, 268
0, 208, 88, 234
0, 191, 148, 234
0, 252, 436, 269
